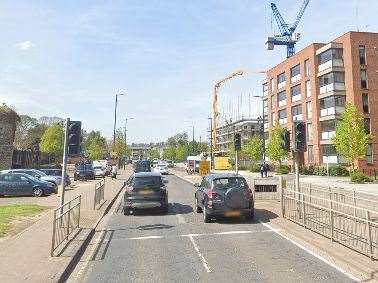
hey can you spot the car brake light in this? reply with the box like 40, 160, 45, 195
126, 187, 134, 193
207, 190, 215, 199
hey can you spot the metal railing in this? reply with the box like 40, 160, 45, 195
51, 196, 81, 256
94, 179, 105, 210
282, 188, 378, 259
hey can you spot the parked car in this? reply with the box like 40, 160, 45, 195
93, 166, 106, 179
1, 169, 58, 192
74, 164, 95, 181
133, 160, 151, 173
194, 173, 254, 223
0, 173, 56, 197
123, 172, 168, 215
38, 169, 71, 186
166, 160, 174, 168
153, 164, 169, 175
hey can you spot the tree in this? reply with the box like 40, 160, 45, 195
14, 115, 40, 150
85, 131, 107, 160
242, 136, 263, 163
175, 144, 187, 161
333, 103, 370, 169
163, 146, 176, 161
40, 123, 64, 160
112, 129, 128, 157
147, 148, 161, 160
266, 125, 288, 165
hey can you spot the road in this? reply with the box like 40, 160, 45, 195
72, 174, 354, 283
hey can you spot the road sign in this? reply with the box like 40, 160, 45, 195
199, 161, 210, 176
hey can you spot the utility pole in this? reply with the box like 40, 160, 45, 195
59, 118, 69, 212
253, 95, 266, 161
208, 117, 214, 169
113, 93, 125, 148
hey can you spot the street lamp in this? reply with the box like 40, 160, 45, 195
253, 95, 266, 161
123, 117, 134, 169
208, 117, 214, 169
113, 93, 125, 148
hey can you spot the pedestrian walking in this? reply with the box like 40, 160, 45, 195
111, 165, 118, 179
260, 162, 264, 178
263, 162, 269, 178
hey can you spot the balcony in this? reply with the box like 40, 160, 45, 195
292, 114, 303, 121
278, 100, 286, 107
291, 74, 301, 84
319, 82, 345, 95
320, 106, 345, 117
279, 118, 287, 125
291, 94, 301, 103
321, 131, 335, 140
318, 59, 344, 73
277, 81, 286, 90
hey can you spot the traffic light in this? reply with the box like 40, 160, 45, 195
293, 121, 307, 152
234, 133, 241, 151
68, 121, 81, 155
281, 129, 290, 151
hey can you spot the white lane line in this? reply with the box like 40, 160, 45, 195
259, 221, 360, 282
128, 235, 164, 240
188, 235, 213, 273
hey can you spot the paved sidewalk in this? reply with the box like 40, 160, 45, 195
0, 168, 132, 283
171, 168, 378, 282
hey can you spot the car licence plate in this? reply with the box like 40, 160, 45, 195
139, 190, 153, 195
225, 211, 241, 217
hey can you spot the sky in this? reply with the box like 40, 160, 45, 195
1, 0, 377, 143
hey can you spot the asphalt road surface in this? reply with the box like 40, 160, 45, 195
73, 175, 354, 283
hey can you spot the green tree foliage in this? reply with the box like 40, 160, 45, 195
163, 146, 177, 161
85, 131, 107, 160
242, 136, 263, 163
40, 123, 64, 159
333, 103, 371, 169
14, 115, 47, 150
266, 125, 288, 165
147, 148, 161, 160
175, 144, 187, 161
112, 129, 128, 157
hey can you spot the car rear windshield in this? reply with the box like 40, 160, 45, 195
213, 178, 248, 190
133, 176, 162, 187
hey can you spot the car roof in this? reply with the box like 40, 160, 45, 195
205, 173, 243, 181
134, 172, 161, 177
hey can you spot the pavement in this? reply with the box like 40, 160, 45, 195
0, 167, 132, 283
68, 174, 359, 283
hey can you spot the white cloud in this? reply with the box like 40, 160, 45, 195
15, 41, 35, 50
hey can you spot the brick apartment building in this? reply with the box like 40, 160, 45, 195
263, 31, 378, 170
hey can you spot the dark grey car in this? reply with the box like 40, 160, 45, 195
0, 173, 56, 197
194, 174, 254, 223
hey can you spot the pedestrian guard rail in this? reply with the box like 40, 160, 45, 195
94, 179, 105, 210
51, 195, 81, 256
281, 187, 378, 259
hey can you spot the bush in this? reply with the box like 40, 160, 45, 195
350, 170, 373, 183
250, 163, 261, 173
313, 166, 327, 176
276, 165, 290, 175
328, 165, 349, 177
300, 165, 314, 175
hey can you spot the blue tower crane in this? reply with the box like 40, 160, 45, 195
266, 0, 310, 58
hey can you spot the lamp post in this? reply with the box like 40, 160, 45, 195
208, 117, 214, 169
123, 117, 134, 168
253, 95, 266, 161
113, 93, 125, 149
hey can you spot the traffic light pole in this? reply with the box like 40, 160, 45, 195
235, 150, 239, 175
294, 151, 299, 191
59, 118, 69, 213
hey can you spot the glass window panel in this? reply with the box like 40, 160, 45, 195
291, 64, 300, 77
277, 73, 286, 83
291, 84, 301, 97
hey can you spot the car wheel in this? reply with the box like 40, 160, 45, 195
203, 205, 211, 223
123, 208, 131, 215
33, 187, 43, 197
194, 196, 202, 213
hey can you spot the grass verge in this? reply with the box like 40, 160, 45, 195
0, 204, 46, 237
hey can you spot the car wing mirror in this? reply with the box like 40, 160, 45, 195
194, 182, 199, 188
163, 179, 169, 184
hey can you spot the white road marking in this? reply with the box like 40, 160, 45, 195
128, 235, 164, 240
259, 221, 360, 282
188, 235, 213, 273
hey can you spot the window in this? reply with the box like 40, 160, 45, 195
360, 69, 368, 89
319, 72, 345, 87
319, 96, 346, 109
305, 80, 311, 97
321, 120, 336, 132
306, 101, 312, 119
270, 78, 275, 91
278, 109, 287, 119
304, 59, 310, 76
366, 144, 373, 164
361, 94, 369, 113
277, 73, 285, 83
277, 91, 286, 106
359, 45, 366, 65
321, 144, 337, 156
319, 48, 343, 65
308, 145, 314, 163
364, 118, 371, 134
292, 105, 302, 117
307, 123, 313, 141
291, 84, 301, 102
291, 64, 300, 77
